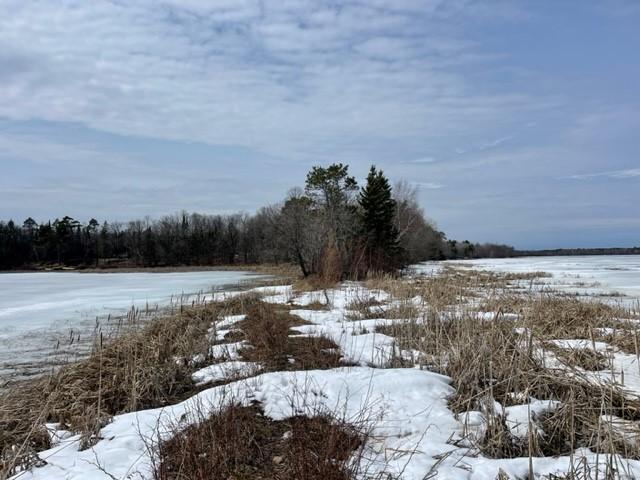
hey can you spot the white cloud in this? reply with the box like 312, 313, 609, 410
565, 168, 640, 181
413, 181, 443, 189
0, 0, 535, 162
480, 135, 513, 150
1, 0, 637, 249
410, 157, 437, 164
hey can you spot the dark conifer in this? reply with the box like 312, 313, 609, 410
358, 166, 401, 271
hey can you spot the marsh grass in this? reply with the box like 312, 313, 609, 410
377, 268, 640, 465
0, 292, 265, 478
237, 302, 349, 371
544, 343, 610, 371
3, 265, 640, 479
367, 267, 550, 313
152, 402, 366, 480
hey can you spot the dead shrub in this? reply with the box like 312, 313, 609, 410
153, 404, 364, 480
320, 237, 343, 284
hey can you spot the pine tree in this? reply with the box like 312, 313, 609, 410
305, 163, 359, 277
358, 166, 401, 272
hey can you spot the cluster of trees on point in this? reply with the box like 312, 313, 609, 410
445, 239, 517, 260
0, 164, 516, 275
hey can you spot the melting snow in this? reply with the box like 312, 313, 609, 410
10, 263, 640, 480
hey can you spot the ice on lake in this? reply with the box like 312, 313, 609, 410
417, 255, 640, 304
0, 270, 265, 378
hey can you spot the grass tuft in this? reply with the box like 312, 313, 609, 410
152, 403, 365, 480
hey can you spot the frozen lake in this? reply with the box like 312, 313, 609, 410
0, 270, 265, 379
418, 255, 640, 304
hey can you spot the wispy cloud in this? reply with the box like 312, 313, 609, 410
564, 168, 640, 181
0, 0, 535, 162
0, 1, 638, 249
480, 136, 513, 150
413, 181, 444, 190
407, 157, 437, 164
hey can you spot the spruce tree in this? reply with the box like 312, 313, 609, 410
358, 166, 401, 271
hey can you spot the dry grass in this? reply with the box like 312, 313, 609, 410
376, 271, 640, 463
152, 403, 365, 480
345, 295, 386, 320
0, 289, 350, 478
293, 274, 339, 293
237, 302, 348, 371
483, 292, 640, 356
601, 329, 640, 356
544, 343, 610, 371
367, 266, 550, 313
520, 296, 633, 339
3, 264, 639, 479
394, 313, 640, 459
194, 291, 264, 319
0, 292, 265, 478
212, 262, 303, 282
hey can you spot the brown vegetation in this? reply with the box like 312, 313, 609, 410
153, 403, 364, 480
0, 288, 350, 478
0, 292, 264, 478
376, 268, 640, 463
236, 302, 346, 371
4, 264, 640, 479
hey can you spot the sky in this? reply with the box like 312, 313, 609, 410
0, 0, 638, 250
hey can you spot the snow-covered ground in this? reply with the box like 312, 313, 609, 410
417, 255, 640, 304
12, 279, 640, 480
7, 256, 640, 479
0, 270, 265, 377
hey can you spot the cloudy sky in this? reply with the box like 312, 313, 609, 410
1, 0, 638, 249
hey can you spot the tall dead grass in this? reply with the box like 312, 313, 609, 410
377, 269, 640, 464
237, 302, 348, 371
152, 402, 367, 480
366, 266, 549, 313
0, 292, 264, 478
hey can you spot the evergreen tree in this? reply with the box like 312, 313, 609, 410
358, 166, 401, 272
305, 163, 359, 277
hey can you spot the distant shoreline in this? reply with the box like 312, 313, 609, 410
515, 247, 640, 257
0, 265, 253, 274
0, 263, 300, 277
2, 252, 640, 274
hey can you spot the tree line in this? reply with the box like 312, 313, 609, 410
517, 247, 640, 257
0, 164, 516, 275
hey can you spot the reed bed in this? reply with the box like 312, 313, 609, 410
376, 268, 640, 466
0, 292, 263, 478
